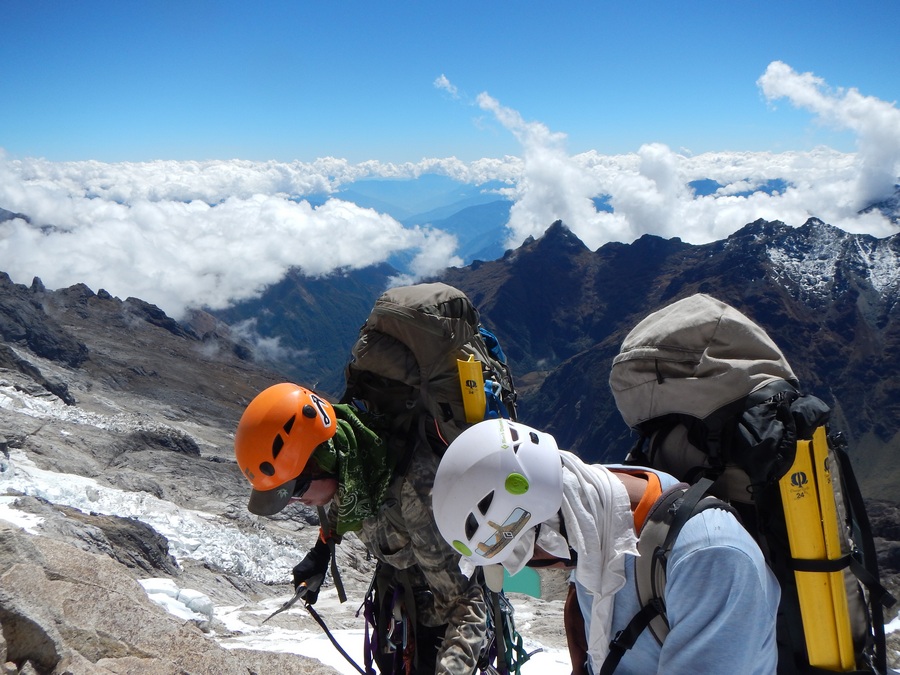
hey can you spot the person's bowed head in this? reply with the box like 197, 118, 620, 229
432, 418, 564, 575
233, 383, 340, 515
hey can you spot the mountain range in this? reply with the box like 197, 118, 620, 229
1, 213, 899, 671
213, 216, 900, 502
306, 175, 514, 266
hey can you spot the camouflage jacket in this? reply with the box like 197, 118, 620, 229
346, 447, 488, 674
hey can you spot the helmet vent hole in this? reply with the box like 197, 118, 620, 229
529, 432, 539, 444
477, 491, 494, 515
302, 404, 317, 419
509, 427, 519, 443
272, 434, 284, 458
283, 415, 296, 434
465, 513, 479, 540
259, 461, 275, 476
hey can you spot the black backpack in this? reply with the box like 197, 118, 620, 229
608, 293, 896, 674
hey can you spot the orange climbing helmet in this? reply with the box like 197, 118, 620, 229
234, 383, 337, 515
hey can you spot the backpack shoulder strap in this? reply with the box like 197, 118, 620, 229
600, 477, 738, 675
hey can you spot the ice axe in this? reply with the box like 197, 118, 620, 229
261, 572, 370, 674
261, 572, 325, 624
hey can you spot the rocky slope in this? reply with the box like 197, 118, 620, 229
0, 272, 570, 674
1, 212, 900, 671
0, 274, 345, 673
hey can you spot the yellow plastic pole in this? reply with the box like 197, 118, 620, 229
779, 438, 844, 670
457, 355, 486, 423
810, 426, 856, 670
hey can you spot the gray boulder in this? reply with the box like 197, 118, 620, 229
0, 523, 338, 675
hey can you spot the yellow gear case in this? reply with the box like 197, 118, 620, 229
779, 426, 855, 671
457, 355, 487, 424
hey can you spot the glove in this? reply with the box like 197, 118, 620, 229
291, 537, 330, 604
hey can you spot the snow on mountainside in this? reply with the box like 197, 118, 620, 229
760, 218, 900, 302
0, 343, 571, 674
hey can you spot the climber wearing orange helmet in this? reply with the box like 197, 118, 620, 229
235, 382, 488, 674
234, 383, 341, 512
235, 382, 396, 526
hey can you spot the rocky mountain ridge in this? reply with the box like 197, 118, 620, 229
1, 215, 899, 672
440, 218, 900, 500
211, 217, 900, 501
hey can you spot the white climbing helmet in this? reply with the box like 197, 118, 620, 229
432, 418, 564, 567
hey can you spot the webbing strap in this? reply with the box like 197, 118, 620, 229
598, 603, 661, 675
491, 590, 509, 674
317, 505, 347, 603
790, 554, 852, 574
833, 446, 896, 673
660, 478, 716, 553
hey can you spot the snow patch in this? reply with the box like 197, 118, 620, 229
0, 448, 307, 583
765, 226, 900, 301
140, 577, 214, 624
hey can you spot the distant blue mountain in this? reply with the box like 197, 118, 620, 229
333, 175, 508, 222
688, 179, 722, 197
384, 200, 512, 270
422, 200, 513, 264
306, 174, 514, 268
592, 195, 613, 213
400, 183, 509, 226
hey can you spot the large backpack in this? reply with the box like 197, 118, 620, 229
341, 282, 528, 674
342, 281, 517, 462
608, 293, 896, 675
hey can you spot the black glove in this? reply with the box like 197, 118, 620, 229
291, 537, 330, 604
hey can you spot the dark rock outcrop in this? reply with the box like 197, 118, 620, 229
0, 274, 88, 368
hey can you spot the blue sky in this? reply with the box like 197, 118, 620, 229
2, 0, 898, 163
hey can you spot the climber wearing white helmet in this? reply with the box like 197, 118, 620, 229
432, 418, 780, 675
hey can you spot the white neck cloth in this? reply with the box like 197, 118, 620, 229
556, 451, 638, 669
457, 450, 638, 669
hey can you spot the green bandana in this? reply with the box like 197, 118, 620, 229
328, 404, 396, 535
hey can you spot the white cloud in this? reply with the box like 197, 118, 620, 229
470, 63, 897, 250
0, 61, 897, 320
0, 163, 460, 317
434, 74, 459, 99
475, 92, 616, 249
758, 60, 900, 207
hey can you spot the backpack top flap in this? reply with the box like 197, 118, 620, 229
347, 282, 514, 447
610, 294, 799, 429
361, 282, 478, 375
